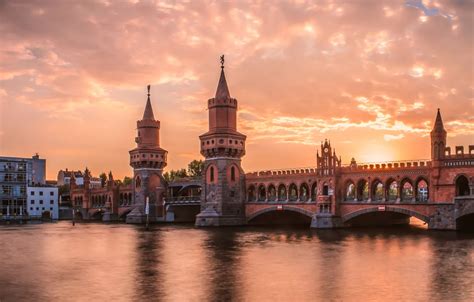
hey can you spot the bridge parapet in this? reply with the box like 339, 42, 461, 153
341, 159, 431, 172
246, 167, 316, 178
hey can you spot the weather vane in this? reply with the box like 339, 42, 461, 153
220, 54, 225, 69
147, 84, 150, 96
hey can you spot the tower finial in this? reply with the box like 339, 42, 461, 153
147, 84, 150, 97
220, 54, 225, 69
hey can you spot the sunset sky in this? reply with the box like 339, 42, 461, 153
0, 0, 473, 180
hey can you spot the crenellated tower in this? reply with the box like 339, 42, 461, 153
126, 85, 168, 224
195, 55, 247, 226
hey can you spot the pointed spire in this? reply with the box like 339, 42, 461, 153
143, 84, 155, 120
108, 171, 114, 181
432, 108, 445, 132
215, 55, 230, 100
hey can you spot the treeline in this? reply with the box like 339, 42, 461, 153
163, 159, 204, 182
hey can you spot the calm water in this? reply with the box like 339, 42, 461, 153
0, 222, 473, 302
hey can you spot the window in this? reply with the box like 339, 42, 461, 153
30, 200, 34, 204
50, 207, 53, 211
50, 200, 54, 205
231, 167, 236, 181
39, 200, 43, 204
42, 207, 45, 210
39, 191, 43, 196
210, 167, 215, 182
31, 191, 35, 196
36, 207, 39, 211
30, 207, 33, 211
50, 192, 54, 196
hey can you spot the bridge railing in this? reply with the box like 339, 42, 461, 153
164, 196, 201, 204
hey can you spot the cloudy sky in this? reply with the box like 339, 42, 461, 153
0, 0, 473, 180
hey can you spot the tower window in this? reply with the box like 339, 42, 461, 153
231, 166, 236, 181
210, 167, 215, 182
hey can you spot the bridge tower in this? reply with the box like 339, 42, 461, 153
126, 85, 168, 224
195, 56, 247, 226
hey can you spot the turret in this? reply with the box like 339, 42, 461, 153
430, 109, 447, 161
129, 85, 168, 170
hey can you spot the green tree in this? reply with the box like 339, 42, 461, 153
99, 172, 107, 187
123, 176, 133, 185
187, 159, 204, 178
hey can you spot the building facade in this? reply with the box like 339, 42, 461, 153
0, 154, 46, 220
27, 186, 59, 219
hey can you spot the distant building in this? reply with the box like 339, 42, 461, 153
0, 154, 46, 219
57, 169, 101, 188
27, 186, 59, 219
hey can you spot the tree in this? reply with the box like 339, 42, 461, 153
99, 172, 107, 187
188, 160, 204, 178
123, 176, 132, 185
163, 168, 188, 182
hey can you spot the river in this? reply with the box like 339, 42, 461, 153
0, 222, 473, 301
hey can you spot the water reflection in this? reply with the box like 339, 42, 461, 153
0, 222, 472, 302
133, 228, 163, 300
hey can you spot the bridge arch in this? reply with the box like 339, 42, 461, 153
342, 206, 430, 224
247, 205, 314, 222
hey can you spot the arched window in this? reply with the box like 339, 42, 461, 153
401, 179, 414, 202
357, 179, 368, 201
247, 185, 256, 202
135, 176, 141, 188
299, 183, 309, 202
372, 181, 384, 201
416, 179, 429, 202
289, 184, 298, 202
345, 182, 355, 201
387, 179, 398, 201
323, 183, 329, 196
210, 167, 215, 182
278, 184, 287, 201
267, 184, 276, 202
455, 175, 470, 196
258, 185, 266, 202
311, 182, 317, 201
231, 166, 236, 181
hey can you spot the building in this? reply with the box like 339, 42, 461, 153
68, 57, 474, 230
27, 185, 59, 219
0, 154, 46, 220
57, 169, 101, 188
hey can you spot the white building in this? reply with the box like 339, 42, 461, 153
27, 186, 59, 219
